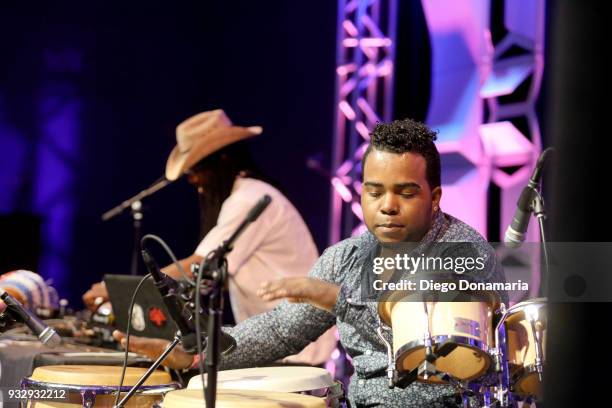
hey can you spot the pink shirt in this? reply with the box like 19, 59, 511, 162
195, 177, 336, 365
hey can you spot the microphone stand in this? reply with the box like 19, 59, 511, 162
196, 194, 272, 408
200, 253, 226, 408
532, 189, 550, 291
115, 195, 271, 408
101, 177, 172, 275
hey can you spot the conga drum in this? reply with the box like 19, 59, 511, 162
163, 388, 326, 408
187, 366, 344, 407
21, 365, 179, 407
378, 290, 499, 383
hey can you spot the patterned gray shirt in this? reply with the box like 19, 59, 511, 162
219, 211, 505, 407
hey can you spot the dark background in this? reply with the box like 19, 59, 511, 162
1, 1, 610, 405
0, 1, 339, 302
0, 1, 434, 305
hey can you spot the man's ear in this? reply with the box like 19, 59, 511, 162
431, 186, 442, 214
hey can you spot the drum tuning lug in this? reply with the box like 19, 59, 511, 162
488, 348, 503, 373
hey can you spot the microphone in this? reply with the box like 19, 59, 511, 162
142, 249, 194, 337
247, 194, 271, 222
221, 195, 271, 253
504, 148, 553, 247
0, 290, 61, 348
141, 249, 235, 354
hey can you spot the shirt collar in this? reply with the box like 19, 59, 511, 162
420, 209, 448, 244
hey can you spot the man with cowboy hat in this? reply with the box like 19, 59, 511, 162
84, 109, 337, 365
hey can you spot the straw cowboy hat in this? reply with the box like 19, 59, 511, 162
165, 109, 262, 180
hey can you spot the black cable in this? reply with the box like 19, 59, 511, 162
141, 234, 194, 285
137, 234, 216, 402
114, 272, 151, 406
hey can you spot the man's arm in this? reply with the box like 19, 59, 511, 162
114, 295, 338, 371
257, 277, 340, 312
216, 245, 342, 370
219, 300, 336, 370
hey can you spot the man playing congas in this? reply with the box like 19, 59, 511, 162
115, 118, 506, 407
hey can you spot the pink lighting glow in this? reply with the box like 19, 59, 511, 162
480, 121, 535, 167
342, 20, 358, 37
355, 121, 370, 140
357, 98, 380, 124
339, 101, 356, 120
332, 177, 353, 203
336, 64, 357, 76
337, 160, 354, 177
342, 38, 392, 48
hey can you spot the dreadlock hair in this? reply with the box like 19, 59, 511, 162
362, 118, 441, 189
191, 140, 266, 239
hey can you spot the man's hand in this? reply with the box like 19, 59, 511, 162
257, 277, 340, 313
112, 331, 194, 370
82, 282, 109, 311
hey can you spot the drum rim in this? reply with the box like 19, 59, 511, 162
20, 377, 180, 395
163, 388, 333, 406
298, 381, 344, 401
188, 366, 336, 393
505, 297, 547, 316
378, 291, 501, 326
395, 335, 491, 381
192, 384, 337, 397
512, 363, 545, 397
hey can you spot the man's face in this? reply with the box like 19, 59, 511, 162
361, 149, 441, 243
186, 168, 212, 194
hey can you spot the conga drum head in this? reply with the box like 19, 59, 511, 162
187, 366, 334, 393
23, 365, 177, 407
29, 365, 171, 386
163, 389, 326, 408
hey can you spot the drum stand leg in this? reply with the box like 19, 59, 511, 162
528, 318, 544, 383
490, 304, 514, 408
113, 334, 181, 408
376, 326, 396, 389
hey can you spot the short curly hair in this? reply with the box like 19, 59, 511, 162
362, 118, 441, 189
